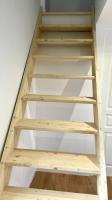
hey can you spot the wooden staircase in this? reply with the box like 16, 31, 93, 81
0, 10, 108, 200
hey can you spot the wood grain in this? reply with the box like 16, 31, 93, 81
31, 172, 112, 199
39, 24, 92, 32
5, 149, 99, 175
33, 55, 94, 61
36, 38, 93, 45
22, 94, 96, 104
15, 119, 98, 134
30, 74, 95, 80
1, 186, 99, 200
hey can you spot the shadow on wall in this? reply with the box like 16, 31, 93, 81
46, 0, 95, 12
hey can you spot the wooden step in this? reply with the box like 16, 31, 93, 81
5, 149, 100, 174
22, 94, 96, 104
42, 12, 92, 16
30, 74, 95, 80
39, 24, 92, 32
33, 55, 94, 61
15, 119, 97, 134
2, 186, 99, 200
36, 38, 93, 45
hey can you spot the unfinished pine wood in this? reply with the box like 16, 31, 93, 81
0, 164, 4, 196
36, 38, 93, 45
39, 24, 92, 32
91, 9, 108, 200
15, 119, 97, 134
5, 149, 100, 175
0, 164, 11, 196
22, 94, 96, 104
40, 32, 92, 40
33, 55, 94, 61
42, 12, 92, 16
30, 74, 95, 80
1, 186, 99, 200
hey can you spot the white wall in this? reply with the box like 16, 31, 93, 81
96, 0, 112, 25
0, 0, 40, 155
95, 0, 107, 20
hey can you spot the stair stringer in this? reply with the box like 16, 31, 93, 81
0, 9, 42, 195
92, 9, 108, 200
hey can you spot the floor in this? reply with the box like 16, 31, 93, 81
31, 172, 112, 199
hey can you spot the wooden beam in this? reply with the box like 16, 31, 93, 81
15, 119, 97, 134
5, 149, 100, 175
39, 24, 92, 32
0, 164, 12, 197
1, 186, 99, 200
91, 9, 108, 200
36, 38, 93, 45
22, 94, 96, 104
30, 74, 95, 80
33, 55, 94, 61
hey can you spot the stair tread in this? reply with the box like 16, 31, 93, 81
36, 38, 93, 45
39, 24, 92, 32
5, 149, 100, 174
22, 94, 96, 104
33, 55, 94, 61
2, 186, 99, 200
42, 12, 92, 16
15, 119, 97, 134
30, 74, 95, 80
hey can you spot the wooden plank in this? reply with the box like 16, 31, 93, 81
15, 119, 97, 134
0, 164, 12, 200
91, 9, 108, 200
30, 74, 95, 80
5, 149, 100, 175
33, 55, 94, 61
39, 24, 92, 32
22, 94, 96, 104
42, 12, 92, 16
36, 38, 93, 45
1, 186, 99, 200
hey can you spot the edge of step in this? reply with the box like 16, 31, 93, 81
5, 149, 100, 175
2, 186, 99, 200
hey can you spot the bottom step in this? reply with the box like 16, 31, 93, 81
2, 187, 99, 200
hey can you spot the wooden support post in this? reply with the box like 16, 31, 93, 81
0, 164, 12, 199
91, 9, 108, 200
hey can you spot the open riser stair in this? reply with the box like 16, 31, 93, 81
0, 9, 108, 200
